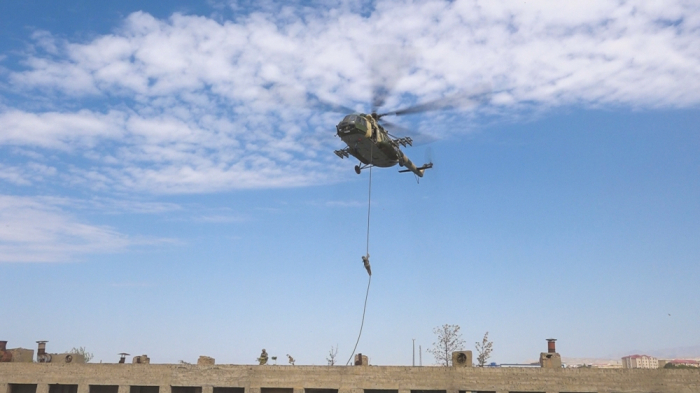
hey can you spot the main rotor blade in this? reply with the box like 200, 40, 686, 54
306, 93, 357, 114
380, 120, 438, 146
379, 119, 412, 135
380, 85, 492, 117
371, 85, 392, 114
370, 45, 415, 113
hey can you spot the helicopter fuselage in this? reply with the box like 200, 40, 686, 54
336, 114, 396, 167
335, 113, 427, 176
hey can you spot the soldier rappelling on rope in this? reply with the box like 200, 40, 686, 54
362, 254, 371, 276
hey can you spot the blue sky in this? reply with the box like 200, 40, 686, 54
1, 0, 699, 365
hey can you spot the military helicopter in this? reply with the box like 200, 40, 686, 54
325, 86, 490, 177
334, 111, 432, 176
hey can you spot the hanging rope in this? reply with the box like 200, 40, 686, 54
346, 135, 374, 366
365, 158, 373, 257
346, 273, 371, 365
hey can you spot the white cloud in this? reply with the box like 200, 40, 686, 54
0, 195, 132, 262
0, 195, 182, 263
323, 201, 367, 207
10, 1, 700, 106
0, 107, 344, 192
2, 0, 699, 193
196, 214, 247, 223
0, 110, 126, 150
0, 162, 57, 185
31, 195, 182, 215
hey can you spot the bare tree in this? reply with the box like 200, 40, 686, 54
68, 347, 93, 363
428, 324, 465, 366
327, 345, 338, 366
475, 332, 493, 367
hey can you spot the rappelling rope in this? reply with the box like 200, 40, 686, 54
346, 136, 374, 366
346, 273, 371, 365
365, 155, 373, 257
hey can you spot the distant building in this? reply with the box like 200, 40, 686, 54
594, 362, 623, 369
667, 359, 700, 367
622, 354, 658, 369
499, 363, 541, 368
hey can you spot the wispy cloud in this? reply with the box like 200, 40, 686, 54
84, 197, 182, 214
34, 196, 183, 215
0, 195, 173, 263
0, 162, 57, 185
0, 195, 129, 262
195, 214, 247, 223
0, 109, 126, 150
1, 1, 699, 193
320, 200, 365, 208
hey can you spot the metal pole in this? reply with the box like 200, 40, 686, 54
419, 345, 422, 366
412, 339, 415, 366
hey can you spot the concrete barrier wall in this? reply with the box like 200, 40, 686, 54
1, 363, 699, 393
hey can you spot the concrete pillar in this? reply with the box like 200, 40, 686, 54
36, 385, 49, 393
248, 387, 260, 393
118, 386, 129, 393
398, 389, 410, 393
159, 386, 169, 393
1, 383, 8, 393
202, 387, 213, 393
77, 384, 89, 393
292, 388, 303, 393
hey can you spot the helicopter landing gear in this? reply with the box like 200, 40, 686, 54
355, 164, 373, 174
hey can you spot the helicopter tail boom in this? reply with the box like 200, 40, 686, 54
397, 151, 433, 177
398, 163, 433, 176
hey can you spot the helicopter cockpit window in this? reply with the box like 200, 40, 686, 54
343, 115, 357, 124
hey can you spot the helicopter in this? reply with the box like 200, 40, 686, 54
324, 85, 490, 177
334, 111, 432, 176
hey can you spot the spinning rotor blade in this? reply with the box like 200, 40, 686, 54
371, 85, 392, 114
380, 119, 438, 146
370, 45, 415, 113
379, 85, 492, 117
306, 93, 357, 114
379, 119, 412, 134
425, 146, 434, 165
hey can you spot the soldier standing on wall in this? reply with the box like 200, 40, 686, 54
257, 349, 268, 365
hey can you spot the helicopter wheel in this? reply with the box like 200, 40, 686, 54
354, 165, 361, 175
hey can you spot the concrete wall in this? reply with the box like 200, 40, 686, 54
2, 363, 700, 393
8, 349, 34, 363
